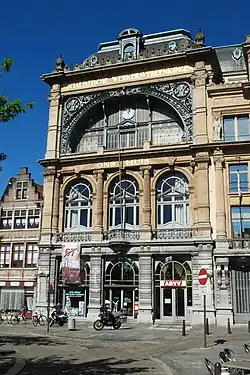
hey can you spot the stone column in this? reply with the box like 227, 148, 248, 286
193, 61, 208, 144
194, 153, 211, 237
51, 174, 60, 233
214, 153, 226, 239
40, 168, 56, 244
93, 170, 104, 241
138, 254, 152, 323
46, 84, 61, 159
88, 254, 102, 321
214, 257, 233, 326
140, 166, 152, 240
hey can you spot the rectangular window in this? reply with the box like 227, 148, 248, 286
107, 132, 118, 149
224, 115, 250, 142
26, 244, 38, 267
229, 164, 248, 193
0, 210, 13, 229
14, 210, 27, 229
27, 208, 40, 228
231, 206, 250, 238
138, 128, 148, 147
0, 244, 10, 268
12, 244, 24, 268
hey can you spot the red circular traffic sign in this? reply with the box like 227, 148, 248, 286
198, 268, 208, 286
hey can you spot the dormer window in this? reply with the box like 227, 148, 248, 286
123, 43, 136, 60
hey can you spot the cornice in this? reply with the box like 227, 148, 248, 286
207, 82, 244, 96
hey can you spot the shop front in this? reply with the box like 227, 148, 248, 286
64, 288, 88, 317
231, 256, 250, 323
154, 258, 192, 322
104, 259, 139, 318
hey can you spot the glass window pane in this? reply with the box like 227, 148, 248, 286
80, 209, 87, 227
237, 116, 250, 141
125, 207, 133, 225
224, 118, 235, 142
163, 205, 172, 224
115, 207, 121, 226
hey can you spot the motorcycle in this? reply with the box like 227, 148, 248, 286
93, 307, 123, 331
49, 306, 68, 327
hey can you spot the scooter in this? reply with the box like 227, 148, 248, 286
93, 307, 122, 331
49, 306, 68, 327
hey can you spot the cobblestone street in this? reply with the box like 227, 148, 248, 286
2, 322, 250, 374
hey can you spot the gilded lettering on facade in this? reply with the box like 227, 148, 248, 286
96, 158, 150, 169
61, 66, 194, 92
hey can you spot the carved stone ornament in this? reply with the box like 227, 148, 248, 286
61, 82, 193, 154
212, 112, 223, 141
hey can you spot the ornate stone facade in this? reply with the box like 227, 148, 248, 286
37, 27, 250, 326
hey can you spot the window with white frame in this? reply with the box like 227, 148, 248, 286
14, 210, 26, 229
16, 181, 28, 199
229, 164, 248, 193
156, 172, 190, 228
231, 206, 250, 238
109, 176, 139, 229
0, 210, 13, 229
223, 115, 250, 142
0, 244, 10, 268
26, 244, 38, 267
64, 180, 93, 231
27, 209, 40, 228
12, 244, 24, 268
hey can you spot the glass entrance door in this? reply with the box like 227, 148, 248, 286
162, 287, 185, 321
106, 288, 138, 318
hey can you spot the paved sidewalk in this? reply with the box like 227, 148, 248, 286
1, 321, 250, 374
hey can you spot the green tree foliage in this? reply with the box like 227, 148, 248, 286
0, 58, 34, 169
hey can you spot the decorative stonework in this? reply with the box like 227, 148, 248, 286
61, 82, 193, 154
212, 112, 223, 141
54, 232, 92, 243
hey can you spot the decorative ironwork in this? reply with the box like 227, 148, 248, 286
153, 228, 193, 240
105, 229, 140, 242
54, 232, 92, 243
61, 82, 193, 153
229, 239, 250, 249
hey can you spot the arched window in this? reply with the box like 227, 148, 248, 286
156, 172, 189, 228
123, 43, 135, 59
109, 176, 139, 229
64, 180, 92, 231
105, 261, 139, 285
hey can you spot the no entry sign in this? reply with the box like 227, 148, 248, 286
198, 268, 208, 286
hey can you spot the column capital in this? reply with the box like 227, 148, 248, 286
93, 169, 105, 180
139, 165, 152, 176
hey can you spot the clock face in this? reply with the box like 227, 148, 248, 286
122, 108, 135, 120
173, 83, 190, 98
66, 98, 81, 113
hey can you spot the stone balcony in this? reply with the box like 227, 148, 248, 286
229, 238, 250, 250
54, 232, 92, 243
152, 228, 194, 240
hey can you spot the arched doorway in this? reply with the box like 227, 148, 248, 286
104, 260, 139, 318
155, 260, 192, 321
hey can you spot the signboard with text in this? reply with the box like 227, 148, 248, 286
61, 243, 81, 284
160, 280, 186, 288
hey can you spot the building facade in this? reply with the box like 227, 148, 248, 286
37, 28, 250, 325
0, 167, 43, 318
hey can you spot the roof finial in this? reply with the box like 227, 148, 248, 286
195, 28, 205, 47
55, 54, 65, 71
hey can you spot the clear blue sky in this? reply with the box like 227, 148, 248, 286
1, 0, 249, 195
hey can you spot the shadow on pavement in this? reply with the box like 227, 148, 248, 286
0, 336, 66, 347
19, 356, 150, 374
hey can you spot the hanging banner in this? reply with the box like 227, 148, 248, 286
61, 243, 81, 284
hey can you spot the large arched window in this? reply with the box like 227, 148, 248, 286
109, 176, 139, 229
64, 180, 92, 231
156, 172, 189, 228
105, 261, 139, 286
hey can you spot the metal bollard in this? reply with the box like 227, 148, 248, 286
227, 318, 232, 334
214, 362, 221, 375
206, 317, 209, 335
182, 319, 186, 336
248, 321, 250, 333
68, 318, 76, 331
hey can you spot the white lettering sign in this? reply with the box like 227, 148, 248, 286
160, 280, 186, 288
96, 158, 150, 169
61, 66, 194, 92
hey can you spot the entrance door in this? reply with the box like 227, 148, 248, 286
107, 288, 137, 318
161, 287, 185, 321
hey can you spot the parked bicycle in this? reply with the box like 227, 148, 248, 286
10, 311, 26, 325
0, 309, 11, 324
32, 311, 47, 326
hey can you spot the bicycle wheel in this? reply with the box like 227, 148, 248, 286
39, 315, 47, 326
0, 316, 3, 324
10, 315, 19, 325
32, 315, 39, 327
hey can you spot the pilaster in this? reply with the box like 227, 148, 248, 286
88, 254, 102, 320
51, 174, 60, 233
138, 254, 152, 323
93, 170, 104, 241
193, 61, 208, 144
46, 83, 61, 159
140, 166, 152, 240
40, 168, 57, 244
214, 151, 226, 239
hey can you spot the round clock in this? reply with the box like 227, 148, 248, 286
122, 108, 135, 120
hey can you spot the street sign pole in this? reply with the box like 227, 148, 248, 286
204, 294, 207, 348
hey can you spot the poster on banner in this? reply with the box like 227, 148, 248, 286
61, 243, 81, 284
